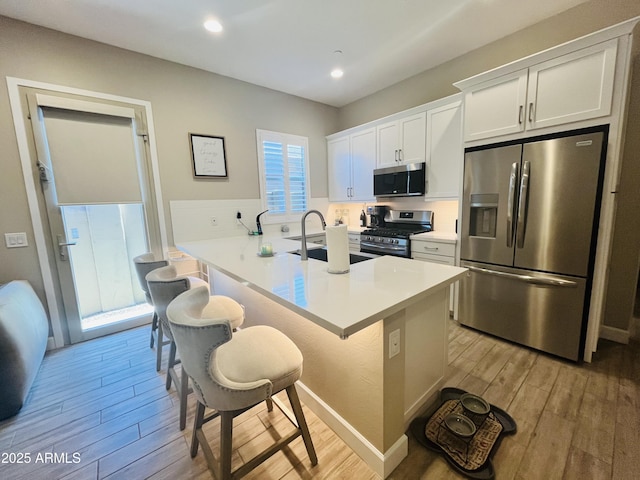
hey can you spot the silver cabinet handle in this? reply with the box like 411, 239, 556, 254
506, 162, 519, 248
516, 160, 529, 248
394, 149, 398, 162
423, 246, 439, 251
518, 105, 524, 124
528, 102, 534, 123
467, 265, 577, 287
398, 148, 403, 162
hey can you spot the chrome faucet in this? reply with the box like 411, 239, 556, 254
300, 210, 327, 260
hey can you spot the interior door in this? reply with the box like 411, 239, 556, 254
26, 90, 160, 343
460, 144, 522, 266
514, 131, 605, 276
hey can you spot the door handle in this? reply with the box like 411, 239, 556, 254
516, 161, 530, 248
466, 265, 577, 287
57, 234, 77, 261
506, 162, 519, 248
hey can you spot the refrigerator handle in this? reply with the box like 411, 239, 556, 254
506, 162, 519, 247
516, 160, 530, 248
466, 265, 578, 287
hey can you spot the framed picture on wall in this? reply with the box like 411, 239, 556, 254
189, 133, 228, 178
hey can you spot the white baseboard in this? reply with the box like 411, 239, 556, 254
599, 325, 629, 344
296, 381, 407, 479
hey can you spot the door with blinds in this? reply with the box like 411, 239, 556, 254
26, 91, 160, 343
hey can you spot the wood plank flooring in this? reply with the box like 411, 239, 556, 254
0, 320, 638, 479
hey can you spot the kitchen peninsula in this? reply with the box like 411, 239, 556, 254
177, 233, 466, 477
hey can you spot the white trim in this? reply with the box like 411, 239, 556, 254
6, 76, 168, 349
295, 381, 408, 478
35, 94, 136, 118
599, 325, 630, 344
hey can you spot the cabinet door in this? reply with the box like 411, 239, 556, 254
349, 128, 376, 201
463, 69, 528, 142
376, 120, 399, 167
399, 112, 426, 164
527, 39, 617, 130
327, 136, 351, 202
425, 101, 462, 199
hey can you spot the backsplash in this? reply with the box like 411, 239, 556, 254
170, 198, 331, 244
328, 199, 459, 233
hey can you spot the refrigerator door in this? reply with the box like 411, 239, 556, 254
461, 144, 522, 266
514, 132, 604, 276
459, 261, 587, 360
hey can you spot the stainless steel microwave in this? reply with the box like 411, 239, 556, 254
373, 162, 425, 197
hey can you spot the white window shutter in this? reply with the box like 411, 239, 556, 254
256, 130, 309, 223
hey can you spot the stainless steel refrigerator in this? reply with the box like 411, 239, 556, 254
459, 128, 607, 361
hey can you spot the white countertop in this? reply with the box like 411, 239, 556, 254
177, 233, 466, 338
410, 231, 458, 243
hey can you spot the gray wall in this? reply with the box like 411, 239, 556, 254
2, 0, 639, 334
0, 16, 338, 308
336, 0, 640, 332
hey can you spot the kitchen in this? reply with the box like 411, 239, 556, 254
1, 1, 640, 479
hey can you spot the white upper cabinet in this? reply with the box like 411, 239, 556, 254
526, 40, 617, 130
376, 112, 426, 167
425, 99, 463, 200
327, 128, 376, 202
463, 70, 528, 141
461, 39, 618, 142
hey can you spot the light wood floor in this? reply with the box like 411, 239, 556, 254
0, 320, 638, 480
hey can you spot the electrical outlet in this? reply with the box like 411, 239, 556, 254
210, 217, 218, 226
389, 329, 400, 358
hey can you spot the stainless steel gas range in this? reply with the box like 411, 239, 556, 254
360, 209, 434, 258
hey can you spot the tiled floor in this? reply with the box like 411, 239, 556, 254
0, 319, 638, 479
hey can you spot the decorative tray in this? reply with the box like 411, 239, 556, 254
410, 387, 516, 480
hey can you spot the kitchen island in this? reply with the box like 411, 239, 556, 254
177, 233, 466, 477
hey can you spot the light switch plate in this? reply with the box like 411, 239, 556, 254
5, 232, 28, 248
389, 329, 400, 358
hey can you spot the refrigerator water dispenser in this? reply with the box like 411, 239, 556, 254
469, 194, 498, 238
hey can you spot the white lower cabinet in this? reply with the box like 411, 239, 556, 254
411, 239, 457, 313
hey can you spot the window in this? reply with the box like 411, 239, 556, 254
256, 129, 310, 223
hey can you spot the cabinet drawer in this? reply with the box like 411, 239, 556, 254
412, 252, 455, 265
411, 240, 455, 257
348, 233, 361, 245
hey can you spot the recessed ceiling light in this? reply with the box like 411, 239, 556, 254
331, 68, 344, 79
204, 19, 223, 33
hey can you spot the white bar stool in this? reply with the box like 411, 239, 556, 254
167, 286, 318, 480
146, 265, 243, 430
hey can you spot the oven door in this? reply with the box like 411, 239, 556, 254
360, 240, 409, 257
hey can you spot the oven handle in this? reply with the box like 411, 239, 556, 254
360, 241, 407, 253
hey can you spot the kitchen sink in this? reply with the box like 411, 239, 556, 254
289, 248, 373, 265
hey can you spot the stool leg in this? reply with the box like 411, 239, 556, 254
219, 411, 233, 480
149, 311, 158, 348
266, 398, 274, 412
191, 401, 205, 458
166, 342, 177, 390
179, 367, 189, 431
156, 322, 164, 372
286, 385, 318, 466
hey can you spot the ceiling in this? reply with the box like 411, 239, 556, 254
0, 0, 589, 107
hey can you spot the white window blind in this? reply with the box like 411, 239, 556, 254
36, 95, 142, 205
257, 130, 309, 222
